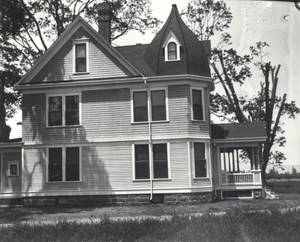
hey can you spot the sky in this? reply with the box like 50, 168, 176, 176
7, 0, 300, 170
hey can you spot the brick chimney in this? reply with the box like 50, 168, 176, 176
97, 2, 113, 44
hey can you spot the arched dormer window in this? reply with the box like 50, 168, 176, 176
168, 42, 177, 60
162, 31, 181, 61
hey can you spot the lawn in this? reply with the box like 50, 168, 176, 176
267, 180, 300, 194
0, 195, 300, 241
1, 208, 300, 242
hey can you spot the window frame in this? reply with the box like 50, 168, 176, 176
162, 31, 181, 62
131, 88, 169, 124
46, 93, 81, 127
167, 42, 178, 61
192, 142, 209, 179
73, 39, 89, 74
46, 146, 82, 183
190, 87, 205, 121
8, 161, 19, 177
132, 143, 170, 181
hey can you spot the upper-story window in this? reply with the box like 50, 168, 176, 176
167, 42, 177, 60
191, 88, 205, 121
132, 89, 168, 123
163, 31, 181, 61
47, 94, 80, 127
73, 39, 89, 74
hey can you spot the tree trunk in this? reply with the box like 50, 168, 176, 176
0, 80, 11, 142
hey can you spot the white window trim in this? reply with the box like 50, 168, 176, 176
132, 143, 171, 181
46, 93, 82, 127
192, 142, 209, 179
46, 146, 82, 183
190, 87, 206, 121
72, 38, 90, 74
7, 161, 19, 177
131, 88, 169, 124
162, 31, 181, 62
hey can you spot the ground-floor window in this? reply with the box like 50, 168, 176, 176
134, 143, 169, 180
8, 161, 19, 176
194, 142, 207, 178
48, 147, 80, 182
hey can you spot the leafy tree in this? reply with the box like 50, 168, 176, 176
183, 0, 300, 183
0, 0, 160, 142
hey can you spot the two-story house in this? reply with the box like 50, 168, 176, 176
0, 4, 266, 206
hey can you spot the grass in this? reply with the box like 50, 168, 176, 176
1, 208, 300, 242
268, 181, 300, 194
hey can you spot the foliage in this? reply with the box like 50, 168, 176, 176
0, 0, 160, 141
182, 0, 300, 183
267, 167, 300, 180
1, 209, 300, 241
267, 181, 300, 194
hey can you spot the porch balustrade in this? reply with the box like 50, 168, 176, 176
221, 170, 262, 185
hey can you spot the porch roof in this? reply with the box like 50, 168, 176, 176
211, 123, 266, 143
0, 138, 23, 148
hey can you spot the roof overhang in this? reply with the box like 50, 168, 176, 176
15, 74, 215, 92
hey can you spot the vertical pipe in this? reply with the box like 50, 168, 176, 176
144, 78, 153, 201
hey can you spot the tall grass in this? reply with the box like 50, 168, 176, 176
1, 209, 300, 242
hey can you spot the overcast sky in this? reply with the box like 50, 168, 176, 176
8, 0, 300, 169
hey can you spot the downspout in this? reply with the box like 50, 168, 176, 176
144, 77, 153, 201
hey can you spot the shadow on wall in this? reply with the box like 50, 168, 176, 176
22, 95, 112, 203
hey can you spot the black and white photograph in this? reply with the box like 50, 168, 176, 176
0, 0, 299, 241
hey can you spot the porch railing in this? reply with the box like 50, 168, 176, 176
221, 170, 262, 185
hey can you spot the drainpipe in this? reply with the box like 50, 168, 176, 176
144, 77, 153, 201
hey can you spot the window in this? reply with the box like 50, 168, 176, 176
75, 43, 87, 73
151, 90, 166, 121
133, 91, 148, 122
192, 89, 204, 121
135, 144, 149, 179
8, 162, 19, 176
153, 144, 168, 179
162, 31, 181, 61
132, 89, 167, 123
48, 94, 80, 127
134, 143, 169, 180
194, 143, 207, 178
48, 147, 80, 182
167, 42, 177, 60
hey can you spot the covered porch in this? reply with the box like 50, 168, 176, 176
211, 123, 267, 199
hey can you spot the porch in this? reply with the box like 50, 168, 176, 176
211, 123, 266, 199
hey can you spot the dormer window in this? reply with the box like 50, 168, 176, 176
163, 31, 181, 61
73, 39, 89, 74
167, 42, 177, 60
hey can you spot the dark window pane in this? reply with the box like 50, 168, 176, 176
66, 95, 79, 125
135, 144, 149, 179
10, 164, 18, 175
49, 96, 62, 126
192, 89, 204, 120
194, 143, 207, 177
75, 44, 87, 72
151, 90, 166, 121
49, 148, 62, 181
66, 147, 80, 181
133, 91, 148, 122
153, 144, 168, 179
168, 42, 177, 60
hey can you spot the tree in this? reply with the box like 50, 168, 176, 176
183, 0, 300, 183
0, 0, 160, 142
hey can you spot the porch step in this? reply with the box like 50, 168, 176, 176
264, 187, 279, 200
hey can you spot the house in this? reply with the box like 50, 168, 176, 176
0, 4, 266, 206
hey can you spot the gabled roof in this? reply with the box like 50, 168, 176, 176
16, 16, 143, 87
211, 123, 267, 142
116, 44, 156, 76
143, 4, 211, 77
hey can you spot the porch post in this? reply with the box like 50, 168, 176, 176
256, 147, 261, 169
231, 152, 235, 172
236, 149, 240, 172
228, 152, 231, 172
